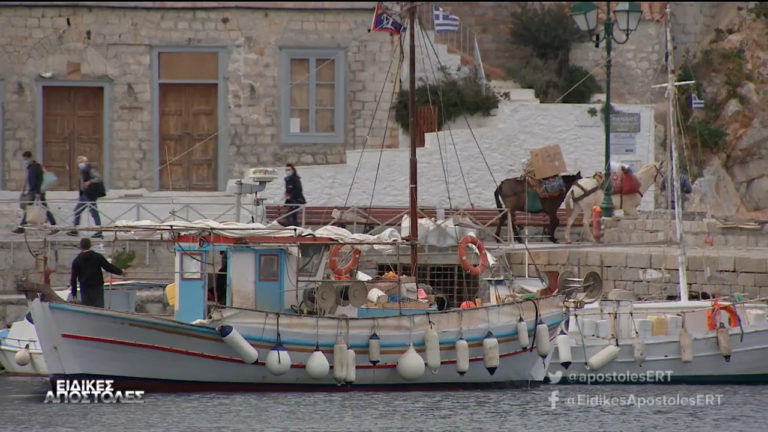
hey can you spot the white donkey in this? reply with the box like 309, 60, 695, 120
564, 161, 665, 243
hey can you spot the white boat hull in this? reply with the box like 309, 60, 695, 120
31, 297, 564, 391
0, 318, 48, 376
549, 301, 768, 384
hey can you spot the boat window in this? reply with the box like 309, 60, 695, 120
259, 254, 279, 281
180, 253, 203, 280
279, 48, 345, 144
298, 244, 324, 277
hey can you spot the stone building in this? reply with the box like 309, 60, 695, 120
0, 1, 400, 192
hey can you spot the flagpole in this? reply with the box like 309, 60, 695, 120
408, 2, 418, 282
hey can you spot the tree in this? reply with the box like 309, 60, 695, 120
508, 3, 599, 103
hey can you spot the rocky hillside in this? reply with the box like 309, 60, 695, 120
684, 4, 768, 219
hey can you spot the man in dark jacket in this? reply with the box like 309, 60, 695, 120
12, 151, 57, 234
282, 163, 306, 227
66, 155, 104, 239
70, 237, 125, 308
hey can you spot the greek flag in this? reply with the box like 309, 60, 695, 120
433, 5, 460, 33
691, 94, 705, 109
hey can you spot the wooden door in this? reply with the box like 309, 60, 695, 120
42, 87, 103, 190
159, 84, 217, 191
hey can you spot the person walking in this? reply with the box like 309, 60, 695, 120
282, 163, 306, 227
69, 237, 125, 308
661, 173, 692, 210
66, 155, 105, 239
12, 151, 58, 235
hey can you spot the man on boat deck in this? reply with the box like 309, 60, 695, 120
69, 237, 126, 308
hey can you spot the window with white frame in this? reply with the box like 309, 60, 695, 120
280, 49, 345, 144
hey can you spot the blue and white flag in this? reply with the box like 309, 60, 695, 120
433, 5, 460, 33
691, 93, 705, 109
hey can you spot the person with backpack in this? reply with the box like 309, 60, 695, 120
12, 151, 58, 235
66, 155, 106, 239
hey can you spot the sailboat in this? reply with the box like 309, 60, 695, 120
28, 4, 566, 392
548, 4, 768, 384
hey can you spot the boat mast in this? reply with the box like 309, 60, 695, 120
408, 2, 418, 282
664, 3, 689, 301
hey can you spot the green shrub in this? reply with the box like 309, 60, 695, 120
112, 249, 136, 270
688, 121, 727, 153
560, 64, 602, 103
395, 75, 499, 132
747, 2, 768, 19
508, 3, 598, 103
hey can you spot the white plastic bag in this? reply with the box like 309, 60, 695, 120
26, 203, 46, 225
41, 170, 58, 192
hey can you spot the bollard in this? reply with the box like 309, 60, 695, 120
591, 205, 602, 243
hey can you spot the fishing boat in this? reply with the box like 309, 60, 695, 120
547, 4, 768, 384
29, 4, 566, 392
1, 282, 169, 376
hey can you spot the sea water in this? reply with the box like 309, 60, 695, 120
1, 375, 766, 432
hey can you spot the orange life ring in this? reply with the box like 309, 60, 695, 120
329, 244, 360, 276
458, 235, 488, 276
706, 301, 740, 331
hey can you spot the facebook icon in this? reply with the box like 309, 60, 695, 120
549, 390, 560, 409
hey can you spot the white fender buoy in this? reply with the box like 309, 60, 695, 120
536, 321, 552, 357
679, 328, 693, 363
218, 325, 259, 364
633, 338, 646, 364
397, 344, 425, 381
15, 345, 31, 367
368, 332, 381, 366
587, 344, 620, 371
306, 345, 330, 380
556, 333, 572, 369
265, 342, 292, 376
425, 327, 441, 374
517, 317, 530, 349
716, 323, 731, 362
345, 349, 356, 383
482, 331, 500, 375
333, 337, 347, 384
455, 338, 469, 376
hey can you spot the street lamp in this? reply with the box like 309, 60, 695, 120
571, 2, 642, 217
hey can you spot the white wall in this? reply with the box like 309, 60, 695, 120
256, 102, 656, 210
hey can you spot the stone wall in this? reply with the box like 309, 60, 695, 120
508, 214, 768, 301
0, 3, 398, 190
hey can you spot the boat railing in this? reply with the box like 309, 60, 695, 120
4, 197, 585, 243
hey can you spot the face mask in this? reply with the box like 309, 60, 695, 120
77, 162, 86, 170
23, 160, 30, 167
285, 170, 292, 178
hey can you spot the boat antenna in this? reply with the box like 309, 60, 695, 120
664, 3, 689, 302
407, 2, 418, 283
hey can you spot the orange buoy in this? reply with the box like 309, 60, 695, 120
457, 235, 488, 275
329, 244, 360, 277
706, 300, 740, 331
460, 301, 477, 309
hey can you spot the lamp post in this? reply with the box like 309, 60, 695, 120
571, 2, 642, 217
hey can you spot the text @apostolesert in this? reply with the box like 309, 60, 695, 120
568, 370, 673, 384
